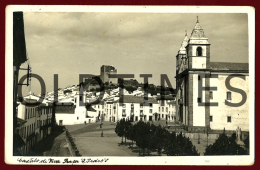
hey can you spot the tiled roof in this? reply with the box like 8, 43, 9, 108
167, 101, 176, 105
115, 95, 158, 104
86, 105, 96, 112
156, 95, 175, 100
209, 62, 249, 71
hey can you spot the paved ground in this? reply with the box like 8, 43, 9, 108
67, 122, 140, 156
65, 121, 214, 156
32, 120, 216, 156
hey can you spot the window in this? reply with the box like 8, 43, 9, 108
149, 109, 152, 113
140, 104, 143, 108
98, 105, 100, 109
166, 107, 168, 112
149, 103, 153, 107
162, 107, 164, 112
227, 92, 232, 100
123, 104, 126, 108
140, 110, 143, 116
210, 116, 213, 122
80, 96, 82, 101
122, 109, 126, 117
210, 91, 213, 99
77, 117, 79, 120
102, 105, 104, 109
159, 107, 160, 112
162, 114, 164, 118
197, 47, 202, 56
227, 116, 231, 122
197, 98, 201, 103
198, 75, 201, 81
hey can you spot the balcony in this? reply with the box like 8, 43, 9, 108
122, 113, 126, 117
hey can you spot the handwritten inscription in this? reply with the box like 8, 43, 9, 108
17, 158, 109, 164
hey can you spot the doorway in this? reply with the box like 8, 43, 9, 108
59, 120, 63, 126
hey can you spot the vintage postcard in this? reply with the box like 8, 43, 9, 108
5, 5, 255, 165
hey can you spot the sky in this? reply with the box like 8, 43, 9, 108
19, 12, 248, 95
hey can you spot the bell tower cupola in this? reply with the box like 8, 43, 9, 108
186, 16, 211, 69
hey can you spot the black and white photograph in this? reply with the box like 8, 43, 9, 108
5, 6, 255, 165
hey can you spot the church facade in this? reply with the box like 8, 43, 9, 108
175, 18, 249, 132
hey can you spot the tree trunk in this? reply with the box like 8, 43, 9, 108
121, 136, 123, 144
125, 136, 126, 143
132, 140, 134, 148
143, 148, 145, 156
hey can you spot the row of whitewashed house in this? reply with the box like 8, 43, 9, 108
54, 86, 176, 125
15, 87, 175, 155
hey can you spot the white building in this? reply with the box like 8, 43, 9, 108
55, 88, 97, 125
115, 95, 159, 122
157, 95, 176, 122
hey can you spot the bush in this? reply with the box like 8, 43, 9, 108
204, 132, 247, 155
164, 132, 199, 156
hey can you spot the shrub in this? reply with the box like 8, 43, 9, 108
204, 132, 247, 155
164, 132, 199, 156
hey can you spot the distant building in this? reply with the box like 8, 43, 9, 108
175, 18, 249, 132
115, 95, 159, 122
100, 65, 118, 84
55, 85, 97, 125
157, 95, 176, 122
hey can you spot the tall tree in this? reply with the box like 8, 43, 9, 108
135, 121, 150, 156
115, 119, 125, 144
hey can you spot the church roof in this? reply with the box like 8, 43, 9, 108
178, 32, 189, 54
189, 17, 209, 44
209, 62, 249, 71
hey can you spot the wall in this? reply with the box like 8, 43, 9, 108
193, 74, 206, 126
209, 73, 249, 131
192, 57, 207, 69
